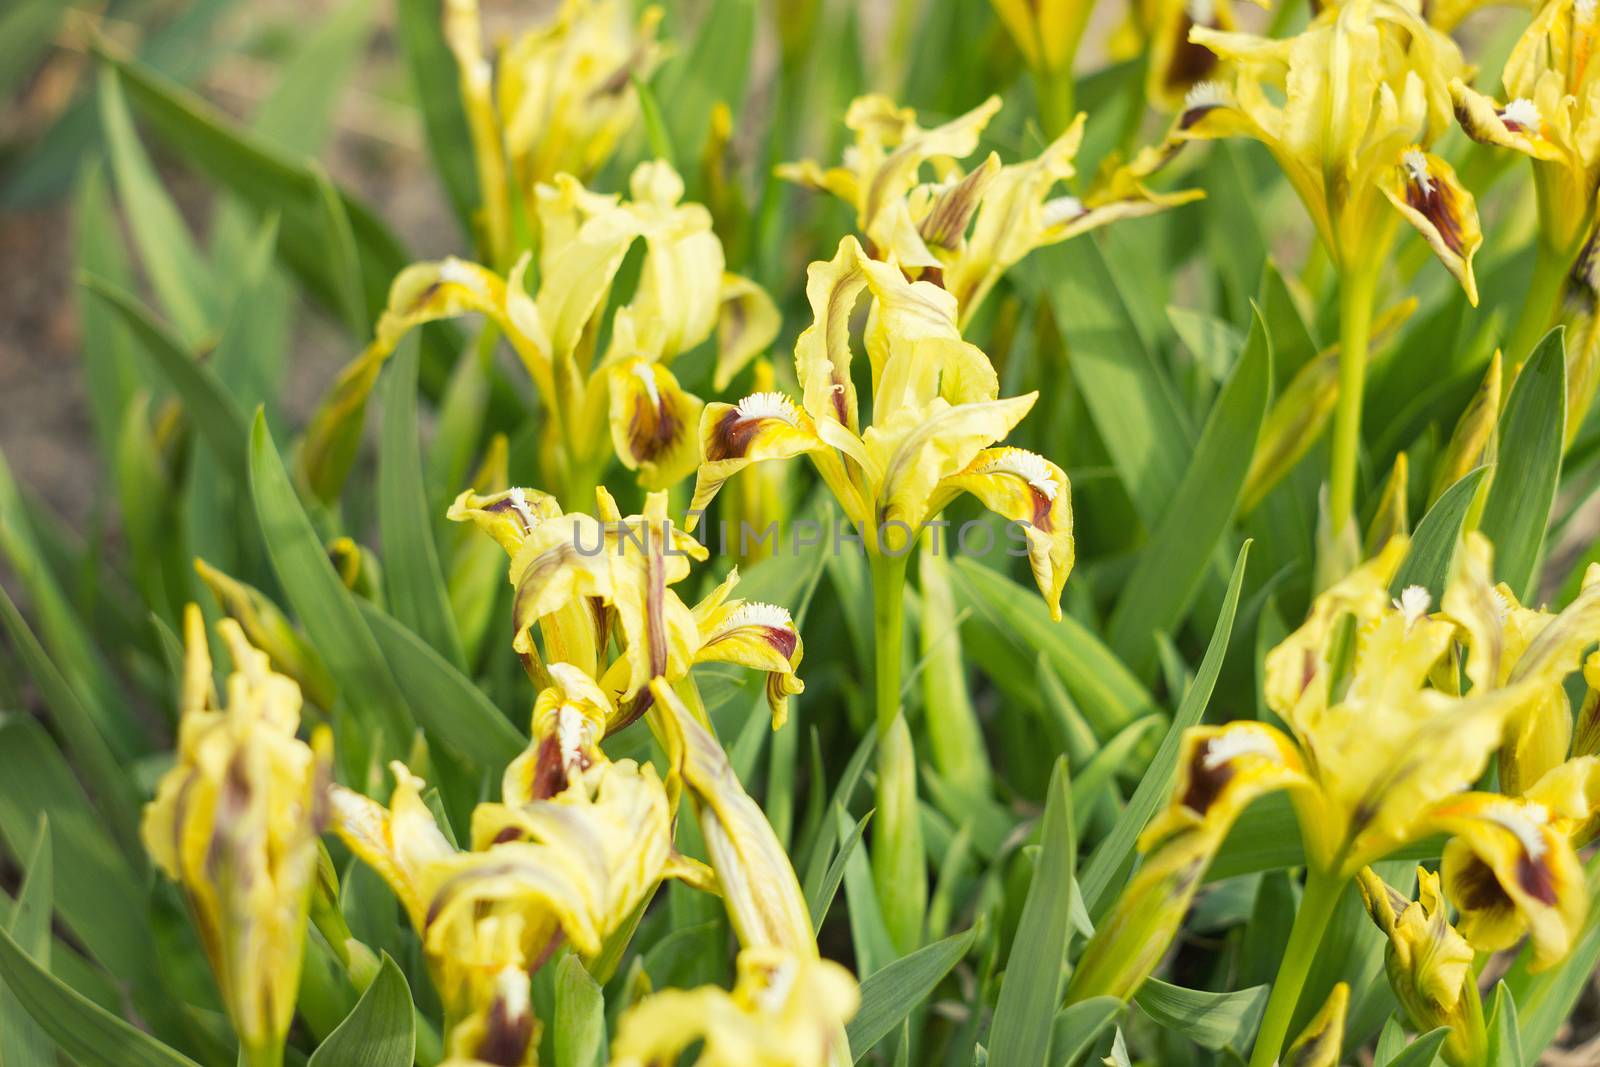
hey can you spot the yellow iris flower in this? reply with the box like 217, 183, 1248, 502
1176, 0, 1482, 303
1451, 0, 1600, 263
689, 236, 1076, 619
1441, 533, 1600, 794
299, 160, 778, 504
613, 679, 855, 1066
610, 947, 859, 1067
443, 0, 663, 267
331, 741, 707, 1065
1358, 866, 1485, 1066
1069, 536, 1595, 1008
449, 486, 805, 729
778, 98, 1200, 325
141, 606, 332, 1064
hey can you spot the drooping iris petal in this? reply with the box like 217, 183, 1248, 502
610, 948, 859, 1067
935, 447, 1074, 620
693, 570, 805, 729
690, 391, 827, 523
1430, 793, 1588, 970
606, 358, 704, 490
1381, 147, 1483, 305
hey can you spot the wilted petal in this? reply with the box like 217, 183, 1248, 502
1358, 866, 1484, 1066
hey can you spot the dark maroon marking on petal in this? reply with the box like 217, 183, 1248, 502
762, 625, 799, 659
1517, 848, 1560, 905
1179, 103, 1224, 130
1300, 649, 1318, 695
1454, 854, 1515, 914
491, 825, 527, 845
706, 410, 763, 461
1499, 113, 1528, 134
1163, 13, 1219, 92
409, 282, 443, 312
1030, 486, 1054, 532
831, 385, 850, 424
629, 393, 681, 463
921, 265, 947, 289
1405, 171, 1466, 255
529, 734, 568, 800
1180, 738, 1234, 815
483, 496, 536, 533
477, 972, 536, 1066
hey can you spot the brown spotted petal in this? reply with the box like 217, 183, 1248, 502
692, 570, 805, 729
1382, 148, 1482, 306
689, 392, 826, 526
935, 447, 1075, 621
1140, 722, 1317, 850
1429, 793, 1588, 970
606, 359, 705, 490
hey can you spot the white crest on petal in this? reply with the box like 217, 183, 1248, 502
493, 964, 531, 1021
1491, 589, 1511, 621
1184, 80, 1231, 112
1402, 149, 1434, 195
984, 449, 1060, 500
1202, 728, 1280, 770
1041, 196, 1086, 229
1501, 97, 1541, 130
727, 601, 794, 631
557, 704, 591, 771
631, 361, 661, 407
755, 958, 798, 1015
1486, 801, 1550, 860
1392, 585, 1433, 629
1186, 0, 1216, 25
438, 256, 488, 296
507, 487, 541, 531
737, 391, 799, 425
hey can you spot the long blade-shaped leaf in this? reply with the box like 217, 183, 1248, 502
307, 954, 415, 1067
1480, 329, 1565, 599
1079, 540, 1251, 914
988, 758, 1075, 1067
1108, 308, 1271, 674
847, 924, 980, 1062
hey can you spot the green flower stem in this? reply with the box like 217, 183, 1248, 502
869, 549, 926, 953
238, 1042, 284, 1067
1034, 66, 1076, 142
1328, 267, 1379, 542
1247, 868, 1345, 1067
1506, 240, 1571, 378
